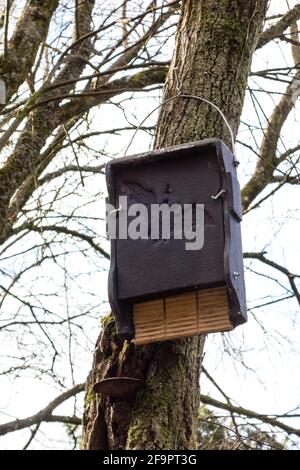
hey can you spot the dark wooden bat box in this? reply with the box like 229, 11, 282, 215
106, 139, 247, 344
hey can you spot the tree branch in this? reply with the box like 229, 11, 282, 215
257, 4, 300, 50
0, 383, 85, 436
0, 0, 59, 104
0, 0, 96, 245
244, 252, 300, 305
37, 164, 105, 186
271, 175, 300, 184
12, 223, 110, 259
57, 67, 167, 124
3, 0, 10, 57
242, 22, 300, 210
201, 394, 300, 438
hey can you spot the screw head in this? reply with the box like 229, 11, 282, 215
233, 271, 241, 279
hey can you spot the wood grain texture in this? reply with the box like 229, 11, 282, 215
133, 286, 233, 344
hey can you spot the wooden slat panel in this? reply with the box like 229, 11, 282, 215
165, 292, 197, 337
133, 286, 233, 345
133, 299, 165, 342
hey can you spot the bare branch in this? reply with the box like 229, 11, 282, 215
201, 394, 300, 438
23, 424, 40, 450
244, 252, 300, 305
12, 223, 110, 259
3, 0, 10, 56
0, 0, 97, 244
271, 175, 299, 184
0, 383, 85, 436
57, 67, 167, 124
257, 4, 300, 49
0, 0, 59, 104
291, 21, 300, 66
242, 29, 300, 210
37, 164, 105, 186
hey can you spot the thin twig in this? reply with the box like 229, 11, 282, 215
75, 0, 80, 40
201, 394, 300, 438
3, 0, 10, 56
63, 124, 85, 187
23, 423, 40, 450
0, 383, 85, 436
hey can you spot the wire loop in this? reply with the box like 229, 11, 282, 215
124, 92, 238, 165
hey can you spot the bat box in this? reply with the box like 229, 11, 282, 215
106, 139, 247, 344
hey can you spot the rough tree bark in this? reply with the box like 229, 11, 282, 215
82, 0, 268, 450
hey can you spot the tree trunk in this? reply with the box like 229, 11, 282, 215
82, 0, 268, 450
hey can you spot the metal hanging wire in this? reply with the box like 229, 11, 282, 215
124, 86, 238, 165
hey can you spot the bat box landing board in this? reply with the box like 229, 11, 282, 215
106, 139, 247, 344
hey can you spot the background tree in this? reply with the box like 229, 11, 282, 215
0, 0, 300, 450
